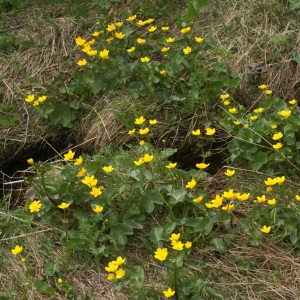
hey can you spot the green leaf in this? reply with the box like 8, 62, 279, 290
44, 262, 60, 276
251, 152, 268, 171
149, 227, 164, 247
92, 81, 103, 95
160, 148, 177, 159
142, 189, 164, 213
33, 280, 56, 295
290, 2, 300, 10
210, 238, 227, 254
290, 228, 298, 245
249, 229, 262, 246
129, 266, 144, 289
213, 62, 227, 73
183, 1, 195, 21
193, 0, 208, 11
170, 188, 187, 204
205, 286, 224, 300
50, 103, 75, 127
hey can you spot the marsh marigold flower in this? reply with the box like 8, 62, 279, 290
161, 26, 169, 31
220, 94, 229, 100
272, 132, 283, 140
268, 198, 276, 205
172, 241, 184, 250
93, 205, 104, 213
163, 287, 175, 298
107, 273, 114, 280
115, 268, 125, 279
77, 168, 86, 177
145, 18, 154, 24
254, 108, 264, 113
143, 154, 153, 162
196, 163, 209, 169
27, 158, 34, 165
140, 57, 150, 63
295, 195, 300, 201
75, 37, 86, 46
169, 233, 180, 242
90, 187, 102, 197
29, 200, 42, 213
265, 89, 272, 95
99, 49, 109, 59
126, 14, 136, 21
224, 169, 235, 177
139, 140, 145, 146
92, 31, 100, 37
161, 47, 170, 52
105, 261, 118, 272
271, 124, 277, 129
237, 193, 250, 201
193, 196, 203, 203
58, 202, 71, 209
139, 128, 150, 135
166, 37, 175, 43
185, 241, 192, 249
106, 24, 115, 31
74, 156, 83, 166
136, 20, 147, 26
277, 110, 291, 118
106, 37, 114, 43
115, 32, 125, 39
256, 195, 266, 203
186, 178, 196, 189
195, 37, 204, 43
181, 27, 191, 34
234, 121, 241, 125
166, 162, 177, 169
25, 94, 35, 102
115, 22, 123, 27
205, 127, 216, 135
102, 166, 114, 173
273, 142, 283, 150
134, 158, 144, 166
250, 116, 258, 121
128, 129, 135, 135
82, 175, 97, 187
160, 70, 166, 75
135, 116, 146, 125
229, 107, 237, 114
77, 59, 87, 67
289, 99, 297, 105
127, 47, 135, 53
11, 245, 22, 255
222, 204, 235, 211
261, 225, 271, 233
64, 149, 75, 160
148, 26, 157, 32
154, 247, 168, 261
223, 100, 230, 106
149, 119, 157, 125
192, 129, 201, 136
183, 46, 192, 55
137, 38, 145, 44
258, 84, 268, 89
38, 96, 47, 102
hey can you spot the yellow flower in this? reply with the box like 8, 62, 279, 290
90, 187, 102, 197
237, 193, 250, 201
82, 45, 91, 52
140, 57, 150, 63
154, 247, 168, 261
277, 110, 291, 118
93, 205, 104, 213
99, 49, 109, 59
92, 31, 100, 37
271, 124, 277, 129
289, 99, 297, 105
58, 202, 71, 209
181, 27, 191, 34
276, 176, 285, 185
273, 142, 283, 150
139, 128, 150, 135
135, 116, 146, 125
105, 261, 119, 272
229, 107, 237, 114
77, 59, 87, 66
222, 189, 237, 199
86, 50, 97, 56
102, 166, 114, 173
205, 127, 216, 135
64, 149, 75, 160
106, 24, 116, 31
261, 225, 271, 233
127, 47, 135, 53
205, 202, 214, 208
163, 287, 175, 298
77, 168, 86, 177
148, 26, 157, 32
136, 20, 147, 26
137, 38, 146, 44
143, 154, 153, 162
166, 37, 175, 43
192, 129, 201, 136
295, 195, 300, 202
258, 84, 268, 89
223, 100, 230, 106
149, 119, 157, 125
134, 158, 144, 166
57, 278, 63, 284
38, 96, 47, 102
172, 241, 184, 250
33, 100, 39, 106
107, 273, 114, 280
166, 162, 177, 169
268, 198, 276, 205
211, 195, 223, 208
29, 200, 42, 213
145, 18, 154, 24
185, 241, 192, 249
222, 204, 235, 211
160, 70, 166, 75
256, 195, 266, 203
266, 187, 272, 193
115, 256, 126, 265
85, 39, 95, 46
186, 178, 196, 189
195, 37, 204, 43
106, 37, 114, 43
220, 94, 229, 100
196, 163, 209, 169
250, 115, 258, 121
183, 46, 192, 55
115, 32, 125, 39
161, 47, 170, 52
25, 94, 35, 102
161, 26, 169, 31
139, 140, 145, 146
74, 156, 83, 166
27, 158, 34, 165
115, 22, 123, 27
254, 107, 264, 113
234, 121, 241, 125
115, 268, 125, 279
169, 233, 180, 242
272, 132, 283, 140
126, 15, 137, 21
128, 129, 136, 135
11, 245, 22, 255
244, 124, 249, 128
265, 89, 272, 95
193, 196, 203, 203
75, 37, 86, 46
224, 169, 235, 177
82, 175, 97, 187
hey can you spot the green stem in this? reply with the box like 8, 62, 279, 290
40, 172, 57, 206
174, 264, 179, 300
